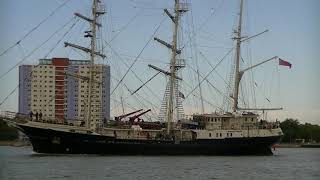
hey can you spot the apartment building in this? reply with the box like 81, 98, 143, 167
19, 58, 110, 128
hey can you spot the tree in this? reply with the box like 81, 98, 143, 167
280, 118, 320, 143
0, 119, 18, 140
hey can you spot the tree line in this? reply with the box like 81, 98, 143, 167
280, 118, 320, 143
0, 119, 18, 140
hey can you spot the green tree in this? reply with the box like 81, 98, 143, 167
280, 119, 320, 143
0, 119, 18, 140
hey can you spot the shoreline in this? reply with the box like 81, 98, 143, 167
277, 143, 302, 148
277, 143, 320, 148
0, 140, 31, 147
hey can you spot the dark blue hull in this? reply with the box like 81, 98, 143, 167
17, 124, 281, 155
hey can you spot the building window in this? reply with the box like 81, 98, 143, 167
209, 133, 211, 137
230, 133, 232, 137
220, 133, 222, 137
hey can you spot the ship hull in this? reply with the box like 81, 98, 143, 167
17, 124, 281, 155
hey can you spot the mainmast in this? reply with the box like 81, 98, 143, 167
146, 0, 187, 134
232, 0, 244, 112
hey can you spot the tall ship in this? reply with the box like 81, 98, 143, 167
1, 0, 290, 155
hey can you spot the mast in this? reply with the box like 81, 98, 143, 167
63, 0, 106, 129
85, 0, 98, 129
167, 0, 180, 135
232, 0, 244, 112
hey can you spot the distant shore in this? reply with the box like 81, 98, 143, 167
0, 140, 30, 147
276, 143, 320, 148
277, 143, 302, 148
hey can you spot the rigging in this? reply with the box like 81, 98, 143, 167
0, 0, 71, 58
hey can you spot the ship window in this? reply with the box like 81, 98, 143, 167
209, 133, 211, 137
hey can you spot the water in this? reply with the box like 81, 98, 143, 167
0, 146, 319, 180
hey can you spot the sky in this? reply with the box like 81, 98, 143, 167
0, 0, 319, 124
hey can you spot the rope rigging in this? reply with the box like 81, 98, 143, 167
0, 16, 77, 81
104, 41, 162, 102
110, 75, 159, 119
184, 47, 234, 100
110, 16, 166, 95
0, 0, 71, 58
0, 16, 79, 108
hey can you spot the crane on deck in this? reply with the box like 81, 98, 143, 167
129, 109, 151, 123
114, 109, 143, 121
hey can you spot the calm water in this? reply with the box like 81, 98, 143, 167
0, 146, 319, 180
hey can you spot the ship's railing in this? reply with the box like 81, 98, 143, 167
257, 121, 280, 129
0, 110, 85, 127
215, 121, 280, 130
30, 117, 86, 127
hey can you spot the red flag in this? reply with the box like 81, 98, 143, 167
279, 58, 292, 68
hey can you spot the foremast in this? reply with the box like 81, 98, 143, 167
86, 0, 98, 130
64, 0, 106, 130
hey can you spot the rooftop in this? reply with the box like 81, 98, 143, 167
39, 58, 91, 65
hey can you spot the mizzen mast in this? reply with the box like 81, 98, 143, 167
232, 0, 282, 112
